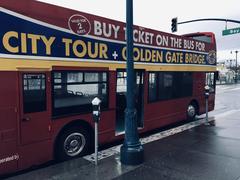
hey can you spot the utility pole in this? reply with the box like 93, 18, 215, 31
231, 50, 238, 83
120, 0, 144, 165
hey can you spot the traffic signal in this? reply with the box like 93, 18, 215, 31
171, 17, 178, 32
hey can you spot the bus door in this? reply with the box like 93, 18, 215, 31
19, 72, 51, 145
116, 70, 144, 134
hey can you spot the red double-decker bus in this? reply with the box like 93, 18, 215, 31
0, 0, 217, 175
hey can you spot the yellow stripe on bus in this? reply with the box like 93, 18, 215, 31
0, 58, 216, 72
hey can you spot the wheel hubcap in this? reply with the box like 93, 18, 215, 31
187, 105, 196, 118
64, 132, 86, 157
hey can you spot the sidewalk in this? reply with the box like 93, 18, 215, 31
6, 112, 240, 180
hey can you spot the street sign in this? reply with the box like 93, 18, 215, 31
222, 27, 240, 36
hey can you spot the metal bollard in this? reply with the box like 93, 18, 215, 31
91, 97, 101, 166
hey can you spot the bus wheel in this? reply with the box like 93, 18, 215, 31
56, 127, 90, 161
187, 103, 197, 121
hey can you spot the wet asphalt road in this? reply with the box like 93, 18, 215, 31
211, 83, 240, 116
5, 84, 240, 180
114, 84, 240, 180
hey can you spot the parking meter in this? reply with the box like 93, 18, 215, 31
91, 97, 101, 165
92, 97, 101, 123
204, 85, 210, 123
204, 85, 210, 99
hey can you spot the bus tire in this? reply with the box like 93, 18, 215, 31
55, 126, 90, 161
187, 103, 197, 121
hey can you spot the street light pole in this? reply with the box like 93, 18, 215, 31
120, 0, 144, 165
235, 50, 238, 83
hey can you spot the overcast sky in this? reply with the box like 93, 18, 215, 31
38, 0, 240, 62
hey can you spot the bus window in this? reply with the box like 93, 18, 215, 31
159, 72, 174, 100
148, 72, 157, 102
148, 72, 193, 102
23, 74, 46, 113
52, 71, 108, 117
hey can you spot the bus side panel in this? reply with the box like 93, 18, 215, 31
193, 72, 205, 114
18, 140, 53, 172
0, 72, 18, 175
144, 98, 188, 130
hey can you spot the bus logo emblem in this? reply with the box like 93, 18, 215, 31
207, 50, 216, 65
68, 14, 91, 35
